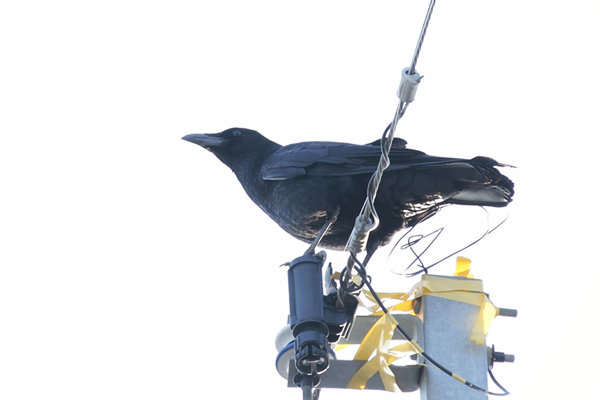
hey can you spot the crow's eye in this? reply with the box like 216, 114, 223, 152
232, 129, 242, 137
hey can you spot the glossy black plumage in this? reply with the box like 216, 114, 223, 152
183, 128, 514, 261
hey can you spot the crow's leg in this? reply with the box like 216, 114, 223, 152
304, 206, 340, 256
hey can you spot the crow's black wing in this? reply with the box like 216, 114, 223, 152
260, 141, 462, 180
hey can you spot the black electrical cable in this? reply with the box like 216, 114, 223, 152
387, 206, 511, 277
488, 367, 510, 395
347, 252, 510, 396
336, 0, 511, 393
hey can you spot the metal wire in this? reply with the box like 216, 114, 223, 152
345, 0, 436, 257
348, 253, 510, 396
409, 0, 436, 75
339, 0, 438, 309
336, 2, 512, 396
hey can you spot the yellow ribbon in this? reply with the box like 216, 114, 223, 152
344, 257, 499, 391
412, 257, 499, 344
360, 290, 413, 315
347, 313, 417, 391
454, 255, 474, 278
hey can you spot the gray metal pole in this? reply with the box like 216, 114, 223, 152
418, 277, 488, 400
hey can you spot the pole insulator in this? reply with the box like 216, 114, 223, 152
287, 254, 330, 380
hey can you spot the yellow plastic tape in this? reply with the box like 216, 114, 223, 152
411, 257, 499, 345
360, 290, 413, 315
344, 257, 498, 391
454, 256, 474, 278
347, 313, 417, 392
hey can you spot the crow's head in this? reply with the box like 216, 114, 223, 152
183, 128, 279, 171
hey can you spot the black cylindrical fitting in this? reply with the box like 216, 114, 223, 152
288, 254, 329, 336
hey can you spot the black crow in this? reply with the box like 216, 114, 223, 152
183, 128, 514, 264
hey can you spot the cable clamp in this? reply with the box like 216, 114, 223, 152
396, 67, 422, 103
347, 215, 375, 255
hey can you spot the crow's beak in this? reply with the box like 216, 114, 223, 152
182, 134, 228, 148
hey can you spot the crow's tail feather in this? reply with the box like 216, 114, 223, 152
422, 158, 515, 207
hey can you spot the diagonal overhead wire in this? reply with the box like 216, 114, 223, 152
345, 0, 437, 259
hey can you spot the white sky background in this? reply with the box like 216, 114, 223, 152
1, 1, 599, 399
